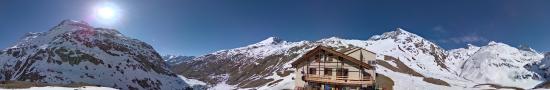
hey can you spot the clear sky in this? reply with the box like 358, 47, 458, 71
1, 0, 550, 56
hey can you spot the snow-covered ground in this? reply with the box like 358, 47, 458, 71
209, 82, 238, 90
252, 72, 295, 90
173, 28, 550, 90
0, 20, 189, 90
0, 86, 117, 90
178, 75, 207, 86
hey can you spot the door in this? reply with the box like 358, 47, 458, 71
324, 84, 331, 90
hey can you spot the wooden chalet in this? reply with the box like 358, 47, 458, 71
291, 45, 377, 90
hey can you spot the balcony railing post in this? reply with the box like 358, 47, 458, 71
305, 74, 372, 85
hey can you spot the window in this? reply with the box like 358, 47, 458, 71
368, 60, 377, 64
327, 54, 333, 62
314, 54, 321, 62
324, 68, 332, 76
316, 54, 321, 59
321, 55, 326, 62
336, 68, 348, 76
363, 71, 371, 79
309, 68, 316, 75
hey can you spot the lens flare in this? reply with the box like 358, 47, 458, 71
93, 2, 121, 26
97, 7, 115, 19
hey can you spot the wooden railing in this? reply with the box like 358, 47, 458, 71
304, 75, 373, 85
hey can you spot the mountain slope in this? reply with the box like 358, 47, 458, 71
459, 41, 544, 88
363, 30, 546, 89
445, 44, 480, 75
525, 53, 550, 89
171, 28, 461, 89
358, 28, 475, 89
162, 55, 195, 66
171, 28, 549, 89
172, 37, 313, 89
0, 20, 189, 90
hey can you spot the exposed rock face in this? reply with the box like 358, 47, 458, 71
162, 55, 196, 66
0, 20, 189, 90
459, 41, 544, 87
172, 28, 550, 89
172, 37, 313, 89
171, 28, 452, 89
368, 28, 448, 71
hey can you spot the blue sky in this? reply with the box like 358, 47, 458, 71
1, 0, 550, 56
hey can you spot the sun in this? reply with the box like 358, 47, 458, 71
93, 2, 121, 25
97, 6, 116, 19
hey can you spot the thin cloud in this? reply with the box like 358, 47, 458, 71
439, 33, 488, 44
432, 26, 447, 33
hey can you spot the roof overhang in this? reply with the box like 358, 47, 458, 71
291, 45, 373, 69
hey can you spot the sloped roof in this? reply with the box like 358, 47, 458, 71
291, 45, 373, 69
341, 46, 376, 56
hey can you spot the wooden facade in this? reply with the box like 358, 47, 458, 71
292, 46, 377, 90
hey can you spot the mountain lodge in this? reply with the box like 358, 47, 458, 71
291, 45, 377, 90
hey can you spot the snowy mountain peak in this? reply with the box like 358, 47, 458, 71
487, 41, 500, 46
467, 44, 478, 49
318, 37, 345, 42
326, 36, 342, 40
518, 45, 537, 52
393, 28, 414, 36
484, 41, 527, 51
171, 27, 550, 90
162, 55, 196, 66
369, 28, 422, 41
19, 32, 42, 41
0, 20, 190, 90
395, 27, 409, 33
59, 19, 88, 25
253, 37, 284, 45
55, 19, 90, 29
459, 39, 545, 88
46, 19, 96, 37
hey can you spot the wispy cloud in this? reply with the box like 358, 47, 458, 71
432, 26, 447, 33
439, 33, 488, 44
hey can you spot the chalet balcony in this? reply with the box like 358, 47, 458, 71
304, 75, 373, 85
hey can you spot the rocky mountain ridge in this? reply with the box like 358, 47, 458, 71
172, 28, 550, 89
0, 20, 189, 90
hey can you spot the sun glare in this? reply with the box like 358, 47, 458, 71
97, 7, 115, 19
93, 2, 121, 25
